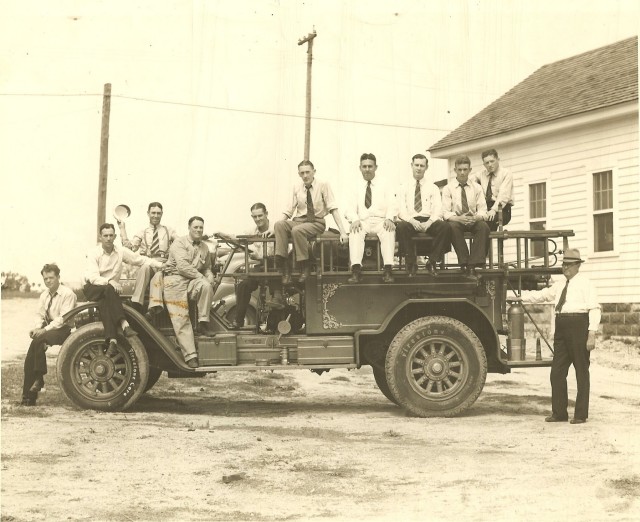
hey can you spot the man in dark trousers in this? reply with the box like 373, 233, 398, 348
396, 153, 451, 276
84, 223, 163, 349
471, 148, 514, 231
520, 248, 601, 424
21, 264, 77, 406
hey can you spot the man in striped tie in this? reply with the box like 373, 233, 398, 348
396, 154, 451, 276
118, 202, 177, 311
21, 264, 77, 406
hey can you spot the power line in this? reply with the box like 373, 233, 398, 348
0, 91, 453, 132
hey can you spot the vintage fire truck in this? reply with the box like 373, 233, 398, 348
56, 229, 573, 417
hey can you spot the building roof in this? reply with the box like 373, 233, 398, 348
430, 36, 638, 152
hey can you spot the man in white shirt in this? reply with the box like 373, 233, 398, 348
118, 201, 177, 310
273, 160, 349, 284
84, 224, 162, 348
21, 263, 77, 406
470, 149, 514, 231
396, 154, 451, 276
519, 248, 601, 424
345, 153, 397, 283
441, 155, 490, 277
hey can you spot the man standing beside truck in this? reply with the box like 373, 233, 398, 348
519, 248, 600, 424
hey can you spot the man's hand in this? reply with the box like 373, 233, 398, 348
109, 280, 123, 295
339, 232, 349, 245
487, 209, 497, 221
587, 331, 596, 351
383, 219, 396, 232
30, 328, 46, 340
261, 230, 273, 238
409, 218, 422, 231
350, 220, 362, 233
450, 215, 475, 226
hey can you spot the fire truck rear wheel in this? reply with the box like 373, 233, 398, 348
386, 316, 487, 418
372, 365, 400, 406
57, 322, 149, 411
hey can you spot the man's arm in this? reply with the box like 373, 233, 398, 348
33, 293, 46, 330
84, 249, 110, 286
493, 170, 514, 212
170, 241, 202, 279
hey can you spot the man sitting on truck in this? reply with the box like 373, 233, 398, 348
117, 201, 177, 312
396, 153, 451, 276
157, 216, 215, 368
441, 155, 490, 277
344, 153, 397, 283
272, 160, 349, 284
84, 224, 163, 348
470, 148, 514, 231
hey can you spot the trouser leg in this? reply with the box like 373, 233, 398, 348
274, 220, 293, 259
348, 227, 367, 267
290, 218, 326, 262
374, 221, 396, 266
188, 278, 214, 323
448, 222, 470, 266
22, 327, 70, 399
131, 264, 154, 305
468, 221, 490, 266
83, 283, 125, 341
235, 279, 259, 326
427, 221, 452, 262
550, 325, 572, 420
395, 221, 417, 265
148, 271, 165, 310
163, 275, 197, 362
568, 316, 591, 419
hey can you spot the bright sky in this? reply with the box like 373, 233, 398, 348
1, 0, 638, 287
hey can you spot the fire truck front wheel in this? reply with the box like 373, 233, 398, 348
57, 322, 150, 411
386, 316, 487, 417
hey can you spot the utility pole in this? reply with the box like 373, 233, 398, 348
298, 29, 317, 161
97, 83, 111, 233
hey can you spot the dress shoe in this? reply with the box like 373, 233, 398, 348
297, 262, 310, 284
545, 415, 568, 423
382, 266, 394, 283
123, 326, 138, 338
347, 265, 362, 284
20, 396, 36, 406
197, 321, 215, 336
407, 264, 417, 278
570, 418, 586, 424
186, 358, 199, 369
144, 306, 162, 322
425, 260, 438, 276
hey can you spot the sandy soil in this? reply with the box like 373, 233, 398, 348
2, 298, 640, 522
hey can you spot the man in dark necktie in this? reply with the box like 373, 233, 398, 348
159, 216, 215, 368
273, 160, 349, 285
470, 149, 514, 231
117, 202, 177, 311
441, 155, 490, 277
519, 248, 601, 424
21, 264, 77, 406
396, 154, 451, 276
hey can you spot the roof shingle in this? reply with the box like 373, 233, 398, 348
430, 36, 638, 151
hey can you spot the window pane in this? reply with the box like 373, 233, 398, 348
594, 213, 614, 252
529, 183, 546, 219
530, 221, 546, 258
593, 171, 613, 211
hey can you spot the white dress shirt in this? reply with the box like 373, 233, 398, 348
34, 284, 77, 331
245, 225, 276, 260
282, 178, 338, 220
84, 245, 160, 285
441, 180, 488, 221
397, 178, 443, 222
470, 166, 515, 211
521, 272, 602, 331
344, 176, 396, 223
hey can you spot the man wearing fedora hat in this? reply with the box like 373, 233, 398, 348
519, 247, 601, 424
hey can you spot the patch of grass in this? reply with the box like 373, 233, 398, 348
384, 429, 401, 438
1, 359, 69, 413
330, 375, 350, 382
0, 290, 39, 299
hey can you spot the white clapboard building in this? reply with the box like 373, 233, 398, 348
429, 37, 639, 337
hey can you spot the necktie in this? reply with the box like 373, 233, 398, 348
45, 292, 56, 325
555, 280, 569, 313
365, 181, 372, 209
486, 175, 493, 203
150, 226, 159, 256
460, 183, 469, 214
306, 185, 315, 222
414, 181, 422, 212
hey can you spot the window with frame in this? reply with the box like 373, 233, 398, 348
529, 182, 546, 258
593, 170, 614, 252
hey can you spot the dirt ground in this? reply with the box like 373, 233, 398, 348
2, 297, 639, 522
